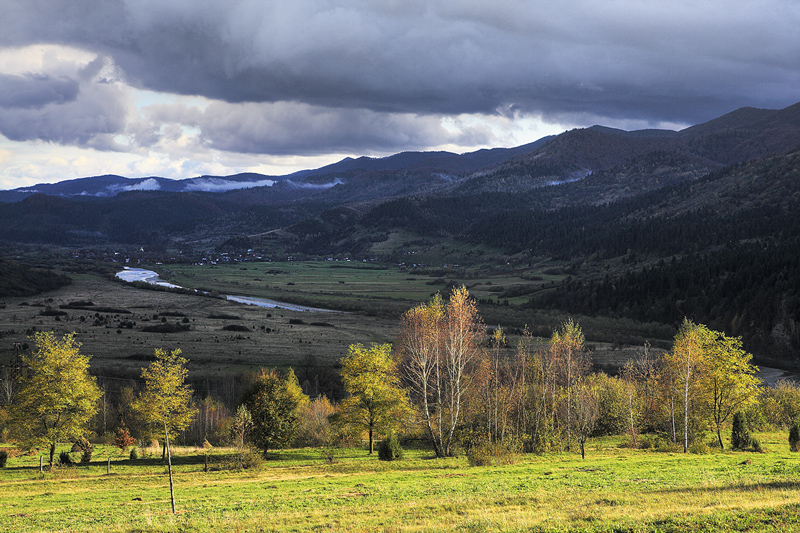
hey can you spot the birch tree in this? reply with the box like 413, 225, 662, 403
698, 332, 760, 449
666, 319, 713, 453
400, 287, 483, 457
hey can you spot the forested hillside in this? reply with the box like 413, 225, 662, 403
0, 259, 71, 297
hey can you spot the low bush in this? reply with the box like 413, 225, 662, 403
129, 448, 139, 460
71, 436, 93, 463
689, 441, 712, 454
378, 433, 403, 461
731, 412, 751, 450
467, 440, 519, 467
789, 421, 800, 452
222, 324, 250, 332
0, 450, 7, 467
58, 451, 73, 465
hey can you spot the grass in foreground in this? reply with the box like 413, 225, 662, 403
2, 433, 800, 532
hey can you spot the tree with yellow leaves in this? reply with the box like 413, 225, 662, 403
339, 343, 412, 455
399, 287, 483, 457
665, 319, 760, 452
133, 348, 196, 514
10, 332, 101, 467
698, 331, 760, 450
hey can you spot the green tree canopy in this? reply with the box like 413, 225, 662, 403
241, 369, 307, 455
338, 343, 412, 455
10, 332, 101, 466
132, 348, 197, 514
133, 348, 197, 448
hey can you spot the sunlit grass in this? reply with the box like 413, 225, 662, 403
2, 434, 800, 532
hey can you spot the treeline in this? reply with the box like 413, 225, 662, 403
4, 290, 800, 464
530, 239, 800, 359
0, 258, 72, 297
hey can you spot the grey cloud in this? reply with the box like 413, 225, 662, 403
145, 101, 489, 155
0, 76, 129, 146
0, 73, 79, 109
2, 1, 800, 134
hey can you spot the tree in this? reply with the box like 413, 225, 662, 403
698, 332, 760, 450
295, 396, 336, 447
133, 348, 197, 514
789, 420, 800, 452
399, 287, 483, 457
114, 427, 135, 452
229, 405, 253, 469
241, 369, 306, 455
550, 319, 587, 450
339, 343, 412, 455
573, 379, 600, 459
10, 332, 101, 467
665, 319, 713, 453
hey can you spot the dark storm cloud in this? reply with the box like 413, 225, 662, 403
2, 0, 800, 146
0, 69, 130, 147
143, 100, 489, 155
0, 73, 79, 109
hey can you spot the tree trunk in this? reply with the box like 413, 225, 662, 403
368, 426, 374, 455
49, 442, 56, 467
670, 397, 676, 443
579, 439, 585, 460
717, 426, 724, 450
164, 421, 176, 514
683, 351, 690, 453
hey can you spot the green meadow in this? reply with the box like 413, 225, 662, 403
2, 433, 800, 532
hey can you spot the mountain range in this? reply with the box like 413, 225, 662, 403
2, 101, 800, 364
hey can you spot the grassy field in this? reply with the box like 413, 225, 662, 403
157, 259, 569, 312
2, 433, 800, 532
1, 264, 791, 386
0, 271, 399, 381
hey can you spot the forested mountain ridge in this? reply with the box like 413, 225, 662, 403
2, 101, 800, 246
2, 102, 800, 364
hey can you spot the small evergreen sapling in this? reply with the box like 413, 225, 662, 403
730, 412, 750, 450
378, 433, 403, 461
789, 420, 800, 452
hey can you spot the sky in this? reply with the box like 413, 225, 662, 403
1, 0, 799, 190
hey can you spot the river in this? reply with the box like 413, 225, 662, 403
116, 267, 339, 313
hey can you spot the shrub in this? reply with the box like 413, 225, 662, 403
688, 441, 712, 455
750, 437, 763, 453
114, 428, 136, 451
58, 451, 73, 465
240, 450, 263, 469
789, 421, 800, 452
378, 433, 403, 461
467, 440, 519, 466
129, 448, 139, 460
639, 435, 664, 450
0, 450, 7, 467
222, 324, 250, 332
731, 412, 750, 450
71, 436, 93, 463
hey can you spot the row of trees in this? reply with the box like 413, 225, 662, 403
394, 288, 764, 457
0, 288, 785, 470
4, 333, 196, 468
